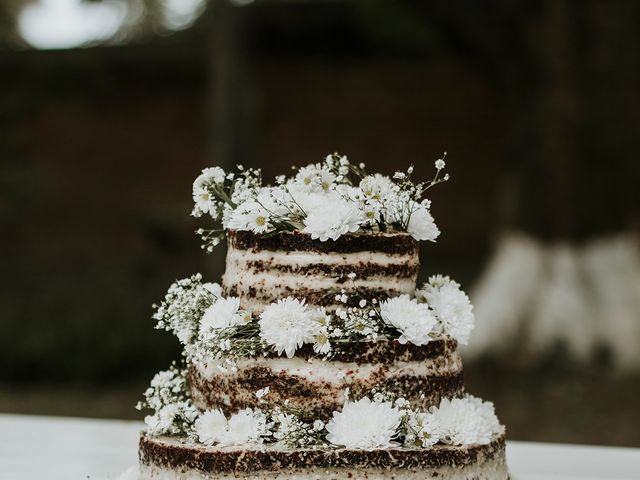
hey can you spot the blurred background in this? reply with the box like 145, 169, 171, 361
1, 0, 638, 447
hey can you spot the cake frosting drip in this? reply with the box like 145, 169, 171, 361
222, 231, 419, 312
138, 433, 508, 480
189, 338, 463, 418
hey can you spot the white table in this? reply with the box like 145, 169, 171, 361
1, 414, 639, 479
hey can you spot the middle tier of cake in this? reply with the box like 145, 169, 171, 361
189, 337, 463, 419
222, 230, 420, 313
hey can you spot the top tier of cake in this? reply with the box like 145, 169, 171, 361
222, 230, 420, 313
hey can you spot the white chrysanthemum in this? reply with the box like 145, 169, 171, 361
195, 409, 228, 446
429, 395, 502, 446
404, 411, 441, 448
193, 166, 225, 191
406, 202, 440, 242
325, 397, 402, 449
294, 164, 337, 193
219, 408, 271, 447
196, 167, 226, 186
359, 174, 397, 202
192, 186, 217, 217
302, 197, 364, 241
419, 277, 475, 344
310, 307, 332, 354
379, 295, 438, 346
259, 298, 320, 357
199, 297, 246, 338
223, 200, 271, 233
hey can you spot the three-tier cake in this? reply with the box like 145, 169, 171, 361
133, 154, 508, 479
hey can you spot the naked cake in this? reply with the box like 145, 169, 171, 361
130, 153, 508, 479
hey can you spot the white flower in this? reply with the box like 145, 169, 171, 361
259, 298, 320, 357
310, 307, 332, 355
359, 174, 397, 202
195, 167, 226, 187
294, 164, 337, 192
326, 397, 402, 449
192, 187, 217, 217
195, 409, 228, 446
435, 159, 446, 170
302, 196, 364, 241
255, 387, 270, 399
144, 403, 179, 435
404, 411, 441, 448
202, 282, 222, 298
423, 274, 458, 290
219, 408, 271, 446
429, 395, 503, 446
199, 297, 245, 338
406, 202, 440, 242
149, 370, 175, 389
313, 335, 331, 355
419, 276, 475, 344
192, 167, 226, 217
379, 295, 438, 346
195, 408, 271, 447
223, 200, 271, 233
313, 420, 326, 431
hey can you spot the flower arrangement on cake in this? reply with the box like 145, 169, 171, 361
192, 152, 448, 249
132, 154, 508, 480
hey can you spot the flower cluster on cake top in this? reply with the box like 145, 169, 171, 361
191, 153, 449, 250
152, 273, 475, 367
137, 367, 503, 450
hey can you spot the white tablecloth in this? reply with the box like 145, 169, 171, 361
1, 413, 639, 479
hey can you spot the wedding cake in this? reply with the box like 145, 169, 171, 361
133, 154, 508, 479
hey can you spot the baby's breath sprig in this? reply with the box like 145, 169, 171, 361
196, 227, 225, 251
136, 363, 199, 437
191, 320, 265, 367
322, 152, 368, 185
270, 403, 327, 447
192, 165, 262, 251
153, 273, 216, 345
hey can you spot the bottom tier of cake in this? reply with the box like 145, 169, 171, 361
138, 433, 508, 480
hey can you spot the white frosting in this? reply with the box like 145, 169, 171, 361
139, 462, 508, 480
226, 270, 415, 292
226, 248, 418, 267
199, 350, 462, 383
223, 244, 419, 312
138, 437, 508, 480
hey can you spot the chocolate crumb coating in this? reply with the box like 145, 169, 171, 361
222, 284, 404, 309
229, 230, 419, 255
189, 338, 464, 418
223, 230, 420, 313
244, 260, 419, 281
139, 433, 506, 473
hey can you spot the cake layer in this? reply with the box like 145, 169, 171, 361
138, 433, 508, 480
189, 338, 463, 418
222, 230, 419, 313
